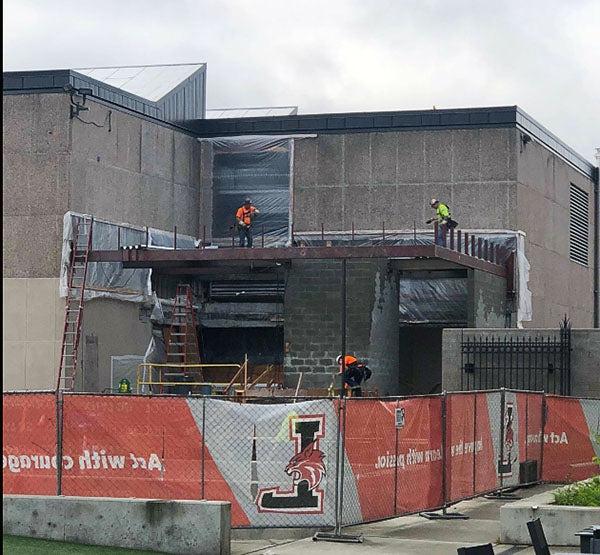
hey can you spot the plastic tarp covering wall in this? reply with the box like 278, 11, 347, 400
399, 278, 467, 324
294, 229, 532, 326
203, 137, 292, 247
110, 356, 144, 392
60, 212, 196, 303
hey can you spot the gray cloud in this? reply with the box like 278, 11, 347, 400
3, 0, 598, 160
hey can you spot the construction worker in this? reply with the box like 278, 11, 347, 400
236, 198, 260, 248
336, 355, 371, 397
426, 198, 455, 245
117, 378, 131, 394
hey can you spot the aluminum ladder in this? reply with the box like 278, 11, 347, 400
56, 216, 93, 391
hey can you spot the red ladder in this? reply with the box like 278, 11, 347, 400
165, 284, 201, 368
56, 216, 93, 391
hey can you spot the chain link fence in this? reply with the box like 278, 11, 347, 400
3, 389, 599, 529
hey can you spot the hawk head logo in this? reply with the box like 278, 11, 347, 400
285, 441, 325, 491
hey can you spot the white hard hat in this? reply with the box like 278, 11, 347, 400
430, 198, 438, 206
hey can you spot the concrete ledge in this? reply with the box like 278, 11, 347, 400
500, 488, 600, 546
3, 495, 230, 554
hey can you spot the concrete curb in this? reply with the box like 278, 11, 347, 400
3, 494, 231, 554
499, 486, 600, 546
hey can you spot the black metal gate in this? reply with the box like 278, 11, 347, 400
461, 318, 572, 394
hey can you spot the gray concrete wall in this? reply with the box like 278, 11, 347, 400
283, 259, 398, 395
70, 98, 202, 236
3, 494, 230, 554
500, 487, 599, 546
516, 134, 596, 327
292, 128, 518, 233
469, 269, 509, 327
442, 328, 600, 397
3, 92, 202, 391
3, 93, 71, 278
80, 298, 152, 392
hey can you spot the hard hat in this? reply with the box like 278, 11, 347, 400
430, 198, 438, 206
336, 355, 343, 364
244, 197, 251, 204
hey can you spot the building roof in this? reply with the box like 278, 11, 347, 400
206, 106, 298, 119
74, 63, 205, 102
3, 63, 206, 121
181, 105, 597, 180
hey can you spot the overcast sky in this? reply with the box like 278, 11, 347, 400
4, 0, 599, 161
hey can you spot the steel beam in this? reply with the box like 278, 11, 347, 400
89, 244, 507, 277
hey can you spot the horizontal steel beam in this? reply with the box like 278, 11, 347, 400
89, 244, 507, 277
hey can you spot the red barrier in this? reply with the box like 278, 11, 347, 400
2, 393, 57, 495
344, 397, 443, 521
3, 391, 599, 528
445, 393, 497, 502
542, 396, 599, 482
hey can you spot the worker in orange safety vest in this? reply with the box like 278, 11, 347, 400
336, 355, 372, 397
236, 197, 260, 248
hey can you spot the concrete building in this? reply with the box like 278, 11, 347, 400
3, 66, 599, 395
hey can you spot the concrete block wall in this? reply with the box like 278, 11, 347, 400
283, 259, 398, 395
292, 128, 518, 233
516, 135, 595, 327
442, 328, 600, 397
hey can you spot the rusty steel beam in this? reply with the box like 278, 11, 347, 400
89, 243, 507, 277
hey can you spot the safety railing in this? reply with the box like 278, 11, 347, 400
136, 362, 245, 394
3, 389, 598, 530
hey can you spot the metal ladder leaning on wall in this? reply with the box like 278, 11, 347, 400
166, 284, 201, 366
56, 216, 93, 391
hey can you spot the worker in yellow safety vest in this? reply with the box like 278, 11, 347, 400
426, 198, 457, 245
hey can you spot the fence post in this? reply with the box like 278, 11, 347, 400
201, 396, 206, 500
314, 397, 362, 542
420, 391, 468, 520
56, 389, 64, 496
539, 394, 547, 482
394, 398, 400, 515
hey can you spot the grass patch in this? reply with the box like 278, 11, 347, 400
553, 475, 600, 507
3, 535, 156, 554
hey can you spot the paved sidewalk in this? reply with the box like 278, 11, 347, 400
232, 484, 570, 554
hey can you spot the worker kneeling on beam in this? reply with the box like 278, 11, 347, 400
336, 355, 371, 397
426, 198, 458, 245
236, 197, 260, 248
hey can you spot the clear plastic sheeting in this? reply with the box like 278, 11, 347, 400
399, 278, 468, 324
294, 229, 532, 326
110, 355, 144, 392
60, 212, 196, 303
202, 136, 292, 247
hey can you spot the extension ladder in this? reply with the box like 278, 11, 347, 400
56, 216, 93, 391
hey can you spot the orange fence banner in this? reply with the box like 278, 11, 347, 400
3, 393, 57, 495
542, 396, 600, 482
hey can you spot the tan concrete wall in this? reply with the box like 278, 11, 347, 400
516, 135, 595, 327
3, 278, 63, 390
